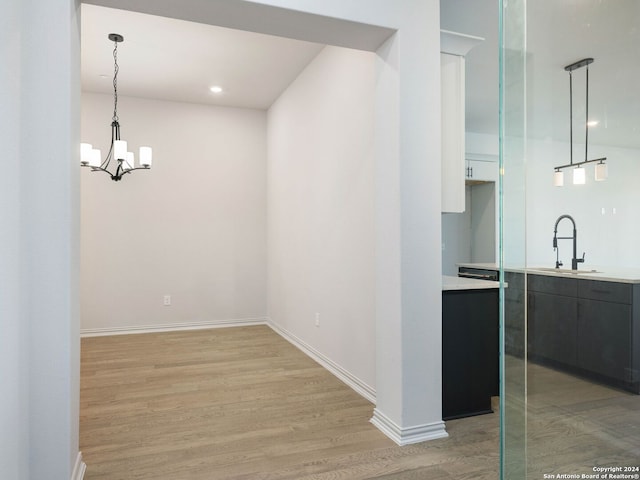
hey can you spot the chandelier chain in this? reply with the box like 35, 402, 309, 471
112, 40, 119, 123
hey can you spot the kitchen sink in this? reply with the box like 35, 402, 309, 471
530, 267, 600, 275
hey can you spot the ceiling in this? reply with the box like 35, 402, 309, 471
84, 2, 640, 149
81, 4, 325, 109
441, 0, 640, 150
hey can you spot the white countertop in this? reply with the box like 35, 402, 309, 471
457, 263, 640, 284
442, 275, 501, 291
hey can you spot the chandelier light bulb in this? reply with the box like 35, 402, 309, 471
125, 152, 135, 170
553, 170, 564, 187
80, 143, 92, 165
573, 166, 586, 185
140, 146, 153, 168
89, 149, 101, 168
114, 140, 127, 161
595, 162, 608, 181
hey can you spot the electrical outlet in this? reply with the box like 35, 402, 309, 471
315, 312, 320, 327
163, 295, 171, 306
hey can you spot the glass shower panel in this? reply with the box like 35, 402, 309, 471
499, 0, 528, 478
501, 0, 640, 478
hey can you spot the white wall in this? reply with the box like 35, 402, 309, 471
468, 130, 640, 270
267, 46, 376, 390
1, 0, 81, 478
81, 93, 267, 332
441, 191, 472, 275
0, 1, 27, 477
524, 139, 640, 269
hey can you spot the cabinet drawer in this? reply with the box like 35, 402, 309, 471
578, 280, 632, 304
528, 274, 578, 297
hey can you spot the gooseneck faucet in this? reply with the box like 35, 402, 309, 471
553, 214, 585, 270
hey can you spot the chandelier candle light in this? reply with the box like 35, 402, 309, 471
81, 33, 152, 181
553, 57, 607, 187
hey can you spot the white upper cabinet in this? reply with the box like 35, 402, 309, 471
441, 30, 483, 213
466, 153, 499, 183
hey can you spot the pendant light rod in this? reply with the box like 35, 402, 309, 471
564, 58, 594, 167
553, 156, 607, 171
569, 68, 573, 166
585, 61, 590, 163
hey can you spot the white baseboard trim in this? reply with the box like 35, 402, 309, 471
370, 408, 448, 446
71, 452, 86, 480
266, 318, 376, 404
80, 317, 268, 337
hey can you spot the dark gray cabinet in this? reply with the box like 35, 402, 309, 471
528, 274, 578, 367
527, 274, 639, 393
529, 291, 578, 367
577, 298, 631, 382
576, 280, 634, 384
442, 288, 499, 420
457, 266, 640, 394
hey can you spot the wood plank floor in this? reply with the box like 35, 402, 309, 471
80, 326, 499, 479
80, 325, 640, 479
524, 361, 640, 477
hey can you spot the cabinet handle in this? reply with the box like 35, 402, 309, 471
459, 272, 496, 280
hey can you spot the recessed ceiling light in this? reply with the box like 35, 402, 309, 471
209, 86, 223, 94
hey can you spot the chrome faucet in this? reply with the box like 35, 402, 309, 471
553, 214, 585, 270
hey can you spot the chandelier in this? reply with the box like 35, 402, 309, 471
80, 33, 152, 181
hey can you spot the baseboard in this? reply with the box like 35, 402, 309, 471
81, 317, 376, 405
370, 408, 448, 446
266, 318, 376, 404
71, 452, 86, 480
80, 317, 268, 337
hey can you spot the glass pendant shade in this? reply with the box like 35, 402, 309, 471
113, 140, 127, 160
595, 162, 608, 181
81, 143, 92, 165
140, 146, 153, 167
554, 170, 564, 187
89, 149, 101, 167
573, 166, 586, 185
125, 152, 135, 170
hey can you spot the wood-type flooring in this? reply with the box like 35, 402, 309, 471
80, 325, 639, 479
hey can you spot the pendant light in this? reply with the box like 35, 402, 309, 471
573, 166, 586, 185
553, 169, 564, 187
81, 33, 152, 181
594, 161, 608, 181
553, 58, 606, 186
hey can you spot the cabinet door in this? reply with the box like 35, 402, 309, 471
442, 289, 498, 419
466, 159, 498, 182
528, 291, 577, 367
441, 52, 465, 213
577, 298, 632, 381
